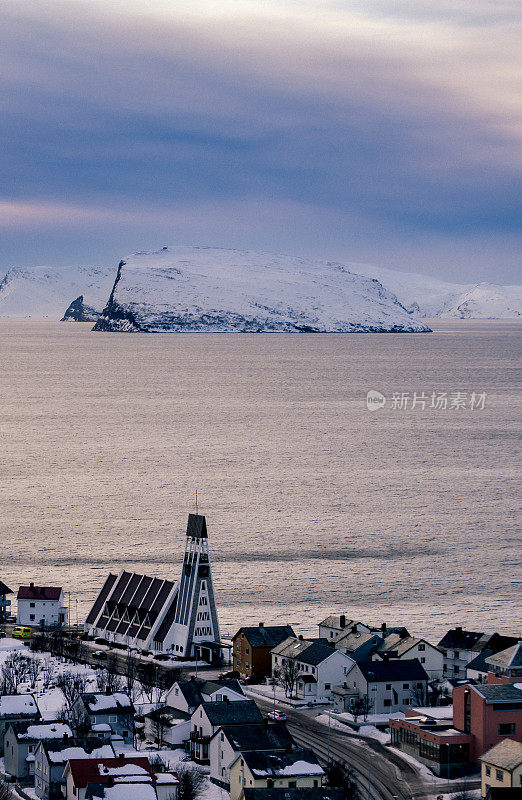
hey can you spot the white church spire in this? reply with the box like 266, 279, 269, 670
171, 512, 221, 662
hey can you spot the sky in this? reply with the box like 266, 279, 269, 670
0, 0, 520, 283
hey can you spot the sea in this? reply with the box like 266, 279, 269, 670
1, 319, 520, 642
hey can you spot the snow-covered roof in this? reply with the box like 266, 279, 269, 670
92, 724, 112, 732
0, 694, 39, 718
81, 693, 134, 714
47, 745, 115, 764
89, 784, 157, 800
16, 722, 72, 741
238, 748, 324, 778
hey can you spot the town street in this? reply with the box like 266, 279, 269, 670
250, 696, 480, 800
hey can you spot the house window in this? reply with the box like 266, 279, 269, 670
403, 699, 410, 705
30, 614, 35, 621
454, 651, 459, 659
485, 766, 491, 776
386, 684, 391, 690
325, 684, 331, 690
402, 684, 409, 690
454, 666, 460, 675
498, 723, 516, 736
122, 731, 128, 738
30, 602, 35, 608
495, 770, 503, 782
288, 782, 297, 788
420, 658, 425, 664
313, 780, 318, 787
418, 644, 425, 651
109, 716, 117, 723
383, 699, 391, 707
245, 648, 249, 654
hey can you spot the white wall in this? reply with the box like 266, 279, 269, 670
17, 597, 66, 626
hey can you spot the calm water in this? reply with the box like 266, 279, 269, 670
1, 320, 520, 641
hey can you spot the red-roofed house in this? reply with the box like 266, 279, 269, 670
63, 756, 179, 800
17, 583, 67, 627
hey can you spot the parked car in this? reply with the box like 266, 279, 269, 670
268, 710, 287, 721
153, 653, 170, 661
218, 670, 240, 680
92, 650, 107, 660
12, 626, 31, 639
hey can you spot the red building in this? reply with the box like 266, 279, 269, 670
390, 682, 522, 775
453, 683, 522, 761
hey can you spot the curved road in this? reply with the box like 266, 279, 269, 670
251, 696, 479, 800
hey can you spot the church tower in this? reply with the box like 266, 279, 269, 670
171, 513, 221, 662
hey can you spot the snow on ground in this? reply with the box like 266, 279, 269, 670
357, 725, 391, 744
337, 710, 405, 725
244, 684, 316, 707
36, 687, 67, 719
0, 637, 27, 654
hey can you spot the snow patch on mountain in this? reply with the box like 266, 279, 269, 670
347, 264, 522, 319
0, 265, 114, 319
92, 247, 430, 333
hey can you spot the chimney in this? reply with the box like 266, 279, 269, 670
105, 687, 111, 695
30, 582, 34, 589
118, 753, 125, 761
340, 615, 346, 629
351, 625, 357, 634
298, 635, 303, 641
107, 777, 115, 788
223, 695, 230, 704
456, 626, 463, 634
400, 630, 408, 639
381, 623, 387, 632
259, 623, 264, 628
64, 732, 69, 740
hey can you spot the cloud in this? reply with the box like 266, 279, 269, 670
0, 0, 520, 281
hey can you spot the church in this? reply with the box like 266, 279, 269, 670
84, 513, 222, 663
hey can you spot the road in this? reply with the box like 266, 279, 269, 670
251, 696, 479, 800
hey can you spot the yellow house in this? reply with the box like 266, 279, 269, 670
479, 738, 522, 797
229, 748, 324, 800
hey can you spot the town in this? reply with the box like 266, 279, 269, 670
0, 514, 520, 800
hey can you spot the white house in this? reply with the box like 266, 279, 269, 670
165, 678, 245, 715
190, 700, 263, 764
271, 637, 356, 702
372, 633, 444, 680
350, 659, 430, 714
318, 615, 370, 641
209, 722, 294, 789
17, 584, 67, 627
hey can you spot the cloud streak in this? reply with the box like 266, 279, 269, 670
0, 0, 520, 280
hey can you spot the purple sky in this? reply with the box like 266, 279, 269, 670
1, 1, 520, 282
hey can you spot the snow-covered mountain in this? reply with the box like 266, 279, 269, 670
0, 265, 114, 319
1, 251, 519, 324
347, 263, 522, 319
92, 247, 430, 333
